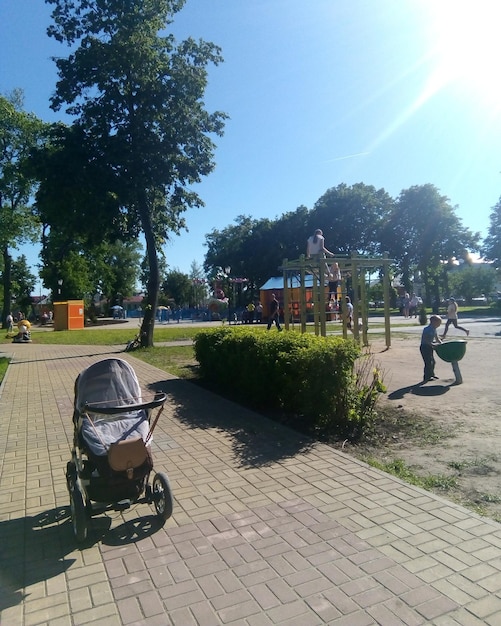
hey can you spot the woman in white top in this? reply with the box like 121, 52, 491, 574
441, 298, 469, 338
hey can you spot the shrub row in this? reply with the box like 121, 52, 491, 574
193, 327, 383, 439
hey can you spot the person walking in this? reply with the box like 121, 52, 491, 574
6, 312, 14, 333
403, 292, 410, 318
255, 301, 263, 323
246, 302, 255, 324
344, 295, 354, 332
441, 297, 469, 338
409, 293, 420, 318
420, 314, 443, 382
267, 293, 282, 331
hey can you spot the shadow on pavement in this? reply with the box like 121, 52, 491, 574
101, 515, 163, 546
0, 507, 77, 612
0, 503, 165, 611
7, 348, 123, 365
388, 383, 451, 400
148, 378, 315, 469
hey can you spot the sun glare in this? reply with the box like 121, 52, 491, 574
425, 2, 501, 112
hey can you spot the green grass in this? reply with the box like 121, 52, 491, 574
364, 457, 458, 491
1, 324, 205, 379
0, 356, 9, 386
447, 456, 496, 474
1, 325, 205, 346
132, 345, 198, 379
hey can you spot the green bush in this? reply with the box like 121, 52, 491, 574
418, 305, 428, 325
193, 327, 384, 439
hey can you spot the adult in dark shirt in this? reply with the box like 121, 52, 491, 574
267, 294, 282, 331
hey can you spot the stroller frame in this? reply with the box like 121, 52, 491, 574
67, 358, 174, 543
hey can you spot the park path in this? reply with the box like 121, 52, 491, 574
0, 341, 501, 625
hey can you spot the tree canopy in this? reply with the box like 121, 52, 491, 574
44, 0, 226, 344
382, 184, 479, 303
483, 196, 501, 269
311, 182, 394, 256
203, 182, 482, 304
0, 91, 47, 326
448, 263, 496, 303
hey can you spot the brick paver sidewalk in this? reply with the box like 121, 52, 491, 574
1, 343, 501, 625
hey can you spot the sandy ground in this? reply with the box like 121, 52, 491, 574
352, 322, 501, 521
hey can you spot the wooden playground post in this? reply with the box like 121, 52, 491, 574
358, 258, 369, 346
300, 257, 307, 333
383, 253, 392, 349
279, 254, 393, 349
282, 261, 290, 331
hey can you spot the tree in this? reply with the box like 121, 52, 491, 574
161, 269, 192, 306
11, 254, 37, 313
32, 123, 127, 254
140, 249, 167, 294
189, 260, 208, 307
205, 215, 274, 291
204, 208, 310, 293
483, 196, 501, 268
38, 224, 95, 301
0, 91, 47, 327
46, 0, 226, 345
448, 263, 496, 303
202, 185, 396, 293
311, 183, 395, 256
89, 239, 142, 303
381, 184, 479, 303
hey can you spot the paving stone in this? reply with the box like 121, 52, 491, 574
3, 343, 501, 626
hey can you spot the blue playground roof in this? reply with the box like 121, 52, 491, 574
260, 275, 316, 290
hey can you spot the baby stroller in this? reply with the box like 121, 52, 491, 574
67, 358, 174, 542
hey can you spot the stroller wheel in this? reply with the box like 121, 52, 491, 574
152, 472, 173, 524
70, 480, 88, 543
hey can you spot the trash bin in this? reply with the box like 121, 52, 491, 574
53, 300, 85, 331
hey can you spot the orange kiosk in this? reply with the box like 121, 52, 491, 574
53, 300, 85, 331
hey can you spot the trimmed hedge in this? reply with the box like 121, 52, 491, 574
193, 327, 380, 438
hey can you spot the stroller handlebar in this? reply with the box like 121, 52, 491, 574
83, 392, 167, 415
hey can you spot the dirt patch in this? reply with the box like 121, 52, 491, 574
343, 335, 501, 522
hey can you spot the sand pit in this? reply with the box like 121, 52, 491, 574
352, 331, 501, 521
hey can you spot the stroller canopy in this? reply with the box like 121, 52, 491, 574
75, 358, 143, 415
74, 358, 150, 456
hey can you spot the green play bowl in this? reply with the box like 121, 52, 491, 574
435, 340, 467, 362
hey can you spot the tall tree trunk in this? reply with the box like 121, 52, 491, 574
422, 270, 430, 307
138, 197, 158, 347
2, 246, 12, 329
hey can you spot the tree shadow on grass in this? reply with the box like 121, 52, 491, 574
147, 378, 315, 469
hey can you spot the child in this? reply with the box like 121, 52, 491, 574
420, 315, 442, 382
328, 261, 342, 299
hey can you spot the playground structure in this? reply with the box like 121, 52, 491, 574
278, 253, 394, 348
435, 339, 467, 384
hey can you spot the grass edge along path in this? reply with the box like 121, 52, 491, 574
0, 356, 8, 386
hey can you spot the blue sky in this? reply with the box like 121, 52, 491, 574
1, 0, 500, 292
